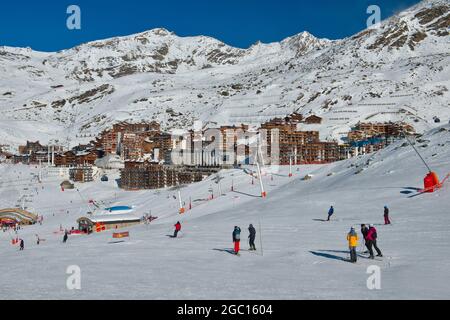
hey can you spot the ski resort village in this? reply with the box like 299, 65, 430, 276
0, 0, 449, 300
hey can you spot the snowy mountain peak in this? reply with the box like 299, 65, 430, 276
0, 0, 449, 149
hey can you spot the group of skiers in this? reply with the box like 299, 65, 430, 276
344, 206, 390, 263
347, 224, 383, 263
171, 222, 256, 255
15, 228, 69, 251
12, 202, 389, 261
327, 205, 391, 225
2, 223, 21, 233
232, 224, 256, 255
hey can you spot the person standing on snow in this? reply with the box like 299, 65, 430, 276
347, 227, 359, 263
232, 226, 241, 255
173, 221, 181, 238
248, 224, 256, 251
19, 239, 24, 251
63, 231, 68, 243
361, 224, 369, 253
384, 206, 391, 225
327, 206, 334, 221
366, 224, 383, 259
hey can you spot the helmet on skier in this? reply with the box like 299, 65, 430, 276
369, 224, 374, 228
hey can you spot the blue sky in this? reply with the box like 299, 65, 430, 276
0, 0, 421, 52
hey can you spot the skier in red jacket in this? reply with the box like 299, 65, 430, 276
365, 225, 383, 259
384, 206, 391, 225
173, 221, 181, 238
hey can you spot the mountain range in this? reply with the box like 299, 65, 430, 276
0, 0, 448, 150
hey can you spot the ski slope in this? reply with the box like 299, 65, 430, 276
1, 125, 450, 299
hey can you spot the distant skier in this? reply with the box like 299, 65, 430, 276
366, 224, 383, 259
19, 239, 24, 251
63, 231, 68, 243
384, 206, 391, 225
327, 206, 334, 221
347, 227, 358, 263
248, 224, 256, 251
232, 226, 241, 255
173, 221, 181, 238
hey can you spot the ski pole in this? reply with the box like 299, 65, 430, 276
259, 220, 263, 256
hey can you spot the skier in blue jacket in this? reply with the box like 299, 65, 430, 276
327, 206, 334, 221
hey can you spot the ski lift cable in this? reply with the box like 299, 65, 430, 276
402, 131, 432, 173
399, 111, 432, 173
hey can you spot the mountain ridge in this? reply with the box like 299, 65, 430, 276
0, 0, 448, 150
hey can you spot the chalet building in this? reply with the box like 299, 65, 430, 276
169, 129, 246, 167
120, 160, 219, 190
261, 118, 297, 132
218, 125, 251, 165
72, 144, 95, 153
18, 141, 46, 155
121, 132, 148, 160
54, 151, 75, 167
11, 118, 413, 178
30, 150, 49, 164
354, 122, 415, 137
96, 129, 120, 155
0, 148, 12, 163
54, 149, 99, 167
285, 112, 303, 123
144, 132, 172, 163
69, 166, 93, 183
343, 121, 415, 157
75, 150, 98, 165
13, 154, 31, 165
304, 115, 323, 124
112, 121, 160, 133
77, 214, 141, 234
96, 121, 162, 157
260, 118, 337, 164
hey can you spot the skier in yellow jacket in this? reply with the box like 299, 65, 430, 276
347, 227, 359, 263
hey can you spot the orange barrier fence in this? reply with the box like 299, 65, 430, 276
113, 232, 129, 239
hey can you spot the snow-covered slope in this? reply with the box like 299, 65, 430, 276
1, 124, 450, 299
0, 0, 449, 150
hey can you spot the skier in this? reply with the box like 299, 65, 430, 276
173, 221, 181, 238
366, 224, 383, 259
384, 206, 391, 225
327, 206, 334, 221
232, 226, 241, 255
361, 224, 369, 253
19, 239, 24, 251
346, 227, 358, 263
248, 224, 256, 251
63, 231, 68, 243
